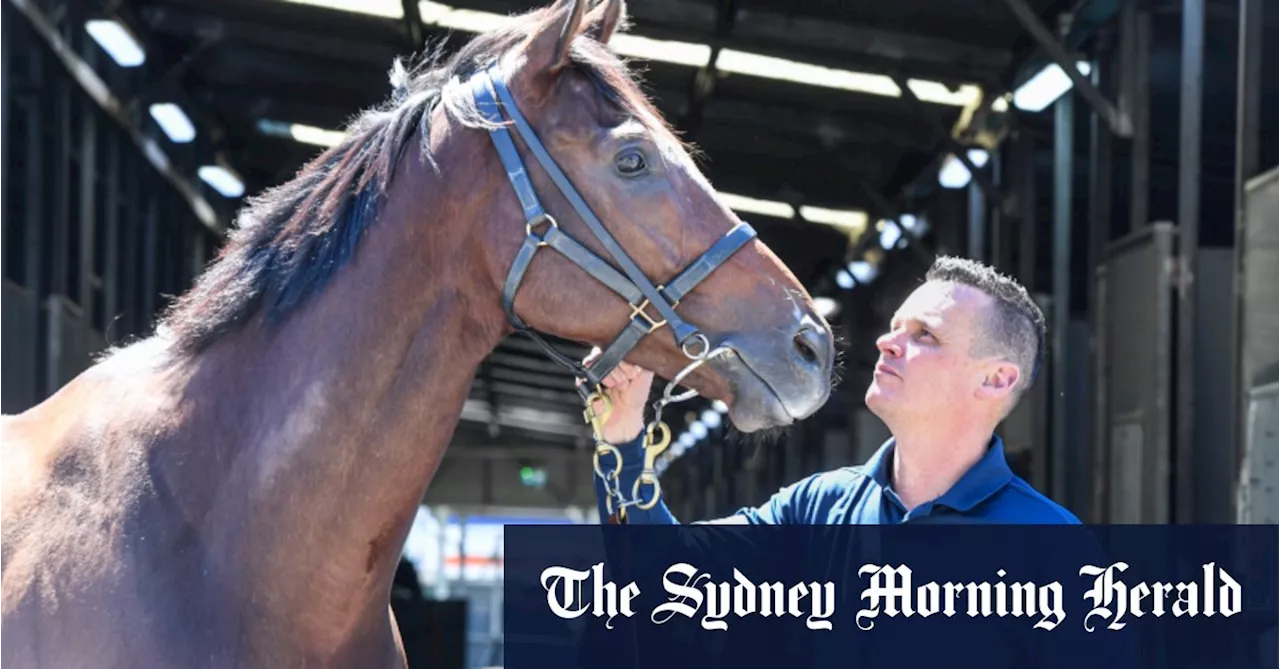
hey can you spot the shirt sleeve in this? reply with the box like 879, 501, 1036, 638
730, 470, 853, 524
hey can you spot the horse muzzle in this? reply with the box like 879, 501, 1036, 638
710, 315, 835, 432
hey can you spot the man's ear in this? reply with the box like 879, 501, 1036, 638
583, 0, 626, 45
977, 361, 1021, 402
523, 0, 587, 77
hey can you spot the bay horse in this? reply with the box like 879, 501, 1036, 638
0, 0, 835, 666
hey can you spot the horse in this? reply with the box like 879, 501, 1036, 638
0, 0, 835, 665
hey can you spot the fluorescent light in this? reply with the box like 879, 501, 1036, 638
814, 296, 839, 318
282, 0, 403, 19
148, 103, 195, 143
257, 119, 346, 147
718, 192, 795, 219
799, 205, 868, 235
716, 51, 980, 108
905, 79, 982, 107
403, 2, 974, 105
835, 269, 855, 289
718, 49, 900, 97
85, 19, 145, 67
611, 34, 712, 67
419, 1, 509, 32
290, 123, 346, 147
192, 196, 217, 228
849, 260, 878, 284
1013, 61, 1092, 112
937, 149, 989, 189
198, 164, 245, 198
878, 220, 903, 250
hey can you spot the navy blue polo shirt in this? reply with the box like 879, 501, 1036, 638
594, 433, 1081, 525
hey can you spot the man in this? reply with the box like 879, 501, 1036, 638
588, 255, 1080, 525
580, 257, 1134, 669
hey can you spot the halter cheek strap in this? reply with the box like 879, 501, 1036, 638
469, 64, 756, 391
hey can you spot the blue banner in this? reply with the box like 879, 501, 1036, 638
504, 525, 1277, 668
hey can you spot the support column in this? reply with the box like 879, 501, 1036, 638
1000, 0, 1131, 135
1086, 27, 1114, 522
967, 181, 986, 262
1230, 0, 1263, 489
1174, 0, 1203, 523
1, 5, 8, 264
1051, 89, 1073, 503
1121, 0, 1151, 233
1014, 131, 1038, 287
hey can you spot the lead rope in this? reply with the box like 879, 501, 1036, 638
582, 335, 733, 523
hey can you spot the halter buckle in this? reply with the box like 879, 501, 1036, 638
628, 285, 679, 333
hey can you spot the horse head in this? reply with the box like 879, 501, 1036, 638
456, 0, 836, 432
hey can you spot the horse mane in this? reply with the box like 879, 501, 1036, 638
151, 4, 673, 357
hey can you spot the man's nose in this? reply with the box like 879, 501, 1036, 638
876, 332, 902, 357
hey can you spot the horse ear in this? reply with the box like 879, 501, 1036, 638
582, 0, 626, 45
524, 0, 587, 75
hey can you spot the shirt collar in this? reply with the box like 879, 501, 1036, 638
864, 434, 1014, 512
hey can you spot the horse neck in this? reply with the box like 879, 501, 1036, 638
149, 126, 513, 651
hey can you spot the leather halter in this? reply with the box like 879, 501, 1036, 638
468, 63, 757, 395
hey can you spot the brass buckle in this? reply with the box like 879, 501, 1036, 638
629, 286, 679, 333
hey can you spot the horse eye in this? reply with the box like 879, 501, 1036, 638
614, 149, 647, 176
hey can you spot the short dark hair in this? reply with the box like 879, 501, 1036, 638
925, 256, 1045, 397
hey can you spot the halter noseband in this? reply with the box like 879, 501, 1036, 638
468, 63, 757, 397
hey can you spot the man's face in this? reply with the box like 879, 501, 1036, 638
864, 281, 993, 421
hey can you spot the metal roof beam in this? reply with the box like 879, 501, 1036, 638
893, 74, 1002, 204
999, 0, 1133, 136
140, 5, 404, 67
730, 8, 1012, 84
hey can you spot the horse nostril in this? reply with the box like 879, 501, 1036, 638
793, 328, 820, 366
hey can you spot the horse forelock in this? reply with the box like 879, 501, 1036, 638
153, 6, 673, 359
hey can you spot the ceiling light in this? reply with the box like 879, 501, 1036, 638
1013, 61, 1092, 112
419, 1, 509, 32
148, 103, 195, 143
878, 220, 904, 250
835, 269, 855, 289
814, 296, 840, 318
406, 2, 977, 105
718, 192, 795, 219
848, 260, 879, 284
85, 19, 145, 67
290, 123, 346, 147
611, 34, 712, 67
905, 79, 982, 107
282, 0, 404, 19
937, 149, 989, 189
799, 205, 868, 235
258, 119, 346, 147
198, 164, 245, 198
718, 49, 900, 98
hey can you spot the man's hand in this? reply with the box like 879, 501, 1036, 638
580, 348, 655, 444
